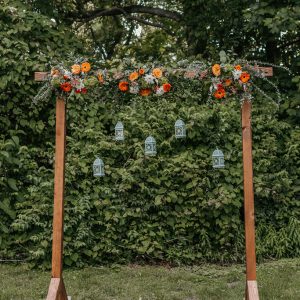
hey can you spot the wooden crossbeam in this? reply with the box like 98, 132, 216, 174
33, 66, 273, 83
34, 72, 49, 81
255, 66, 273, 77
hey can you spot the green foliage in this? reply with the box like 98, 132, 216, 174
0, 0, 81, 258
8, 79, 300, 267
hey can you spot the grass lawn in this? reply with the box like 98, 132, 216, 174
0, 258, 299, 300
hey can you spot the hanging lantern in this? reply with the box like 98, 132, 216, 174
115, 121, 124, 141
174, 119, 186, 138
145, 136, 157, 156
212, 148, 225, 169
93, 157, 105, 177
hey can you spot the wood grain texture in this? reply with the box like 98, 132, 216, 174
246, 280, 259, 300
51, 98, 66, 278
34, 72, 48, 81
256, 66, 273, 77
242, 100, 257, 281
46, 278, 68, 300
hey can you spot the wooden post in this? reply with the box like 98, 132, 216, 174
242, 100, 259, 300
241, 67, 273, 300
46, 97, 68, 300
35, 73, 69, 299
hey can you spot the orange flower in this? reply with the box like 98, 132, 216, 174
163, 83, 172, 92
234, 65, 242, 71
224, 79, 232, 86
51, 69, 60, 76
71, 64, 81, 74
214, 88, 226, 99
152, 68, 162, 78
129, 71, 139, 81
81, 62, 91, 73
119, 81, 129, 92
240, 72, 250, 83
97, 73, 104, 83
212, 64, 221, 76
140, 88, 152, 96
60, 82, 72, 92
211, 64, 221, 76
139, 69, 145, 75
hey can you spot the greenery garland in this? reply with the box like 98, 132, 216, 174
34, 59, 290, 105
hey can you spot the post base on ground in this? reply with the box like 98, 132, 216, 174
46, 278, 68, 300
246, 280, 259, 300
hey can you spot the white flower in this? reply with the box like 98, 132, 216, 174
129, 85, 139, 94
156, 87, 165, 95
144, 74, 155, 84
233, 70, 242, 80
211, 77, 221, 89
64, 71, 72, 78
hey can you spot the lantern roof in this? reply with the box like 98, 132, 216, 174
93, 157, 104, 165
115, 121, 123, 129
175, 119, 185, 126
212, 148, 224, 157
145, 136, 156, 143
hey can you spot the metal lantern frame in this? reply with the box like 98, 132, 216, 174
115, 121, 124, 141
93, 157, 105, 177
145, 135, 157, 156
212, 148, 225, 169
175, 119, 186, 138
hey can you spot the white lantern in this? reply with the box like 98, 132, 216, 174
175, 119, 186, 138
145, 136, 157, 156
93, 157, 105, 176
115, 121, 124, 141
212, 148, 225, 169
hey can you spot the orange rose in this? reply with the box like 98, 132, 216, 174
214, 88, 226, 99
152, 68, 162, 78
81, 62, 91, 73
71, 64, 81, 74
119, 81, 129, 92
224, 79, 232, 86
212, 64, 221, 76
234, 65, 242, 71
129, 71, 139, 81
240, 72, 250, 83
60, 82, 72, 92
140, 88, 152, 96
163, 83, 171, 92
139, 69, 145, 75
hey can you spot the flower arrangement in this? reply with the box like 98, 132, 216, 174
117, 67, 172, 96
49, 61, 99, 96
34, 58, 285, 105
204, 63, 263, 102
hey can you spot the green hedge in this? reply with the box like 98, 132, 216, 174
9, 83, 300, 268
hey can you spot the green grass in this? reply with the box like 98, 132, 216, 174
0, 258, 299, 299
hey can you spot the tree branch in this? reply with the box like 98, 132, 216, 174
124, 15, 175, 35
68, 5, 182, 22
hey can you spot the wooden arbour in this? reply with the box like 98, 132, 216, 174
34, 66, 273, 300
